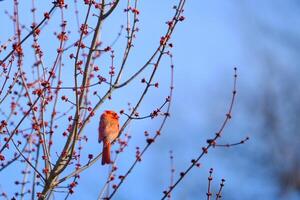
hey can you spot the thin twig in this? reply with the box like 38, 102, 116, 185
161, 67, 238, 200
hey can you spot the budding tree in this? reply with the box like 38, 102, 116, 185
0, 0, 247, 199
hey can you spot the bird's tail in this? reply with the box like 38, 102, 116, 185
102, 140, 111, 165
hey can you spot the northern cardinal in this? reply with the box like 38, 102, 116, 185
98, 110, 119, 165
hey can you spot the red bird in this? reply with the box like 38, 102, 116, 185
98, 110, 120, 165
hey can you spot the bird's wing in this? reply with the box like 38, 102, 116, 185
98, 118, 107, 143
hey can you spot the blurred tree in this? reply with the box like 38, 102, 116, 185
240, 0, 300, 198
